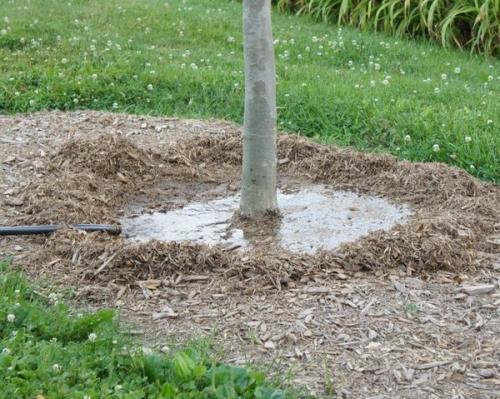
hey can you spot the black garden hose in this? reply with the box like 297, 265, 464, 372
0, 224, 121, 236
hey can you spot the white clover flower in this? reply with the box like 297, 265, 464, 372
29, 99, 36, 106
488, 75, 493, 82
88, 333, 97, 342
374, 63, 380, 71
464, 136, 472, 143
190, 63, 198, 70
52, 363, 62, 372
348, 60, 353, 67
112, 102, 118, 109
147, 84, 153, 91
227, 36, 235, 43
432, 144, 440, 152
404, 135, 411, 143
382, 79, 389, 85
1, 29, 7, 35
487, 120, 493, 125
470, 165, 475, 170
48, 292, 58, 303
61, 58, 68, 64
370, 80, 376, 87
91, 73, 97, 80
115, 385, 123, 391
434, 87, 440, 94
441, 74, 447, 80
7, 314, 15, 323
454, 67, 461, 74
83, 396, 91, 399
2, 348, 11, 355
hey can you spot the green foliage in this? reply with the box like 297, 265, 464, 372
276, 0, 500, 56
0, 261, 307, 398
0, 0, 498, 182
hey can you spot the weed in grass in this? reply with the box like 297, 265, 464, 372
0, 0, 498, 181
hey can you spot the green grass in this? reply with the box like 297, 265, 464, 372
0, 261, 308, 399
0, 0, 498, 182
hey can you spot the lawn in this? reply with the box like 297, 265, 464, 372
0, 0, 498, 182
0, 261, 304, 398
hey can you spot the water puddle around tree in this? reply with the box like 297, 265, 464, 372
122, 185, 412, 254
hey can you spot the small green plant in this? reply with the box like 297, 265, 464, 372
323, 358, 336, 397
404, 302, 419, 314
0, 261, 309, 398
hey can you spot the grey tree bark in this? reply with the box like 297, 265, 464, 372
239, 0, 278, 219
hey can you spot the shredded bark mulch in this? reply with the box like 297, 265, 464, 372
0, 112, 497, 290
1, 111, 499, 398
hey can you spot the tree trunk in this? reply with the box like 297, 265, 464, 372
240, 0, 278, 219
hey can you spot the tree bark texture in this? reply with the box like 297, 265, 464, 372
240, 0, 278, 219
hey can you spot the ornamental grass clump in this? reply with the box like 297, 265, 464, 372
276, 0, 500, 56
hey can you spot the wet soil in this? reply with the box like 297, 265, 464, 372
122, 185, 412, 254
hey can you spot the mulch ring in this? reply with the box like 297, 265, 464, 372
2, 119, 498, 300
